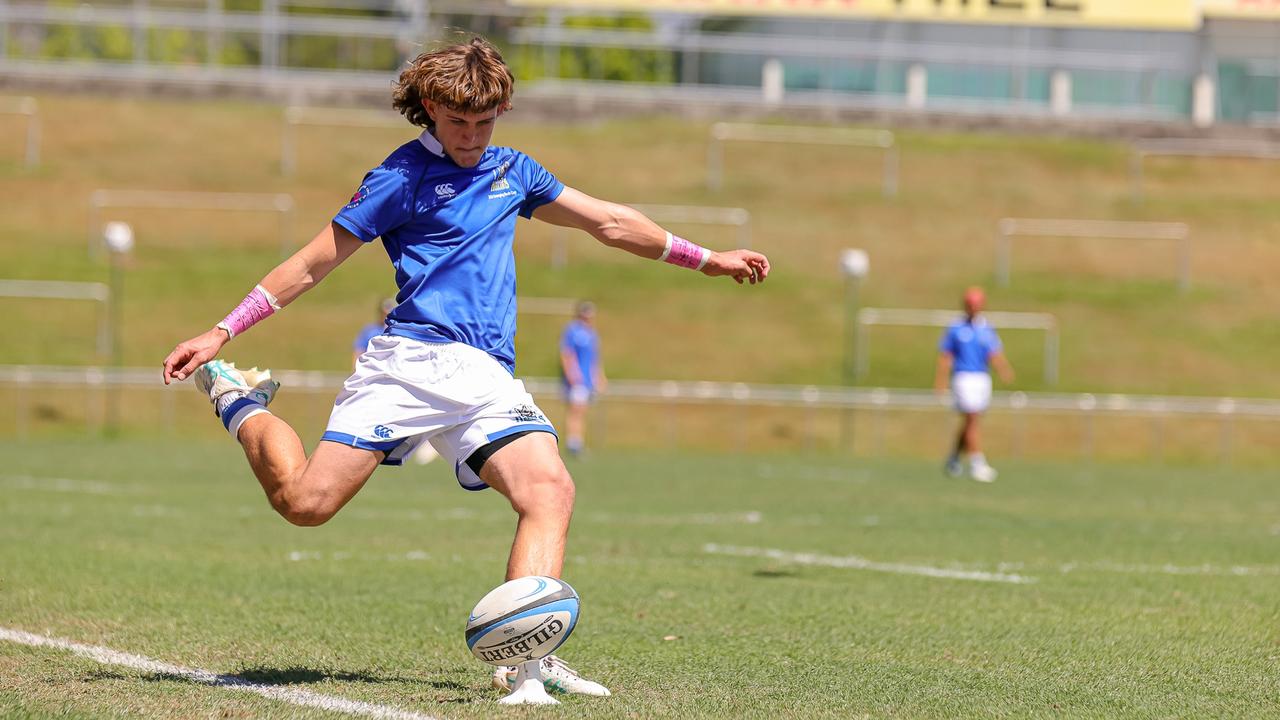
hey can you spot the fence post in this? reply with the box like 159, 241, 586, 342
883, 141, 899, 198
1045, 324, 1059, 385
995, 219, 1013, 287
1130, 150, 1145, 202
1078, 393, 1096, 461
24, 98, 40, 168
1217, 399, 1235, 465
706, 127, 723, 191
15, 367, 30, 440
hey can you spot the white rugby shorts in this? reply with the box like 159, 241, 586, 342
951, 371, 993, 414
321, 335, 556, 490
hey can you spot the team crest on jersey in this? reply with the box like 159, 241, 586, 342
488, 161, 514, 197
346, 184, 370, 208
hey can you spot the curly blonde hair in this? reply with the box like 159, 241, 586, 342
392, 36, 514, 129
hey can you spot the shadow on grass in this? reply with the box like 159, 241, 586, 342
233, 666, 454, 687
752, 568, 799, 579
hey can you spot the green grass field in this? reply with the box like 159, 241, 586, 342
3, 439, 1278, 718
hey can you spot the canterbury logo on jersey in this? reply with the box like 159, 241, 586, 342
435, 183, 456, 198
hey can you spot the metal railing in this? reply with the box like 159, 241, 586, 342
280, 106, 410, 176
1130, 138, 1280, 200
995, 218, 1191, 293
0, 96, 40, 168
1, 364, 1274, 462
855, 308, 1059, 385
707, 123, 897, 197
88, 190, 296, 259
0, 282, 111, 359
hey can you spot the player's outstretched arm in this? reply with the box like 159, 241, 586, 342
162, 223, 364, 384
532, 187, 769, 285
991, 351, 1015, 385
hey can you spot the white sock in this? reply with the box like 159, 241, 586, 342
219, 395, 271, 439
215, 390, 246, 417
969, 452, 988, 468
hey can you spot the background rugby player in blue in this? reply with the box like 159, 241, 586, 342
935, 287, 1015, 483
161, 36, 769, 703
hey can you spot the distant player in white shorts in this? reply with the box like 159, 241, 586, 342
935, 287, 1015, 482
161, 36, 769, 704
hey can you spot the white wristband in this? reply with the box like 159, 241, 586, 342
695, 247, 710, 271
657, 231, 674, 262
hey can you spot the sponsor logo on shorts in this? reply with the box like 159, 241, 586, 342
511, 404, 546, 424
373, 424, 393, 439
435, 183, 456, 199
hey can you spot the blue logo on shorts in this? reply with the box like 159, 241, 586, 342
373, 424, 393, 439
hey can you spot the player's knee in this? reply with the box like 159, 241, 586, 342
277, 492, 340, 527
512, 466, 575, 519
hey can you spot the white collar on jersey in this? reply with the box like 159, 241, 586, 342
418, 130, 445, 157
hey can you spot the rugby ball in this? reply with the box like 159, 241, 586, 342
465, 576, 579, 666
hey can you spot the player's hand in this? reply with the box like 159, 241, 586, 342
703, 250, 770, 285
162, 328, 228, 384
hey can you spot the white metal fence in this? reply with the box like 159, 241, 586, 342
995, 218, 1191, 293
707, 122, 898, 197
856, 308, 1059, 385
1, 364, 1273, 463
0, 281, 111, 359
280, 106, 410, 176
88, 190, 296, 259
0, 96, 39, 168
1129, 138, 1280, 200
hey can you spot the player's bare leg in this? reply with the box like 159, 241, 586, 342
564, 401, 588, 457
480, 432, 610, 700
237, 416, 381, 526
479, 431, 575, 580
193, 360, 380, 525
963, 413, 996, 482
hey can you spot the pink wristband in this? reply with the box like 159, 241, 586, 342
660, 232, 710, 271
218, 285, 279, 339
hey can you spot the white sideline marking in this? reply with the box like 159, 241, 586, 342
1057, 561, 1280, 577
0, 627, 441, 720
704, 544, 1037, 584
584, 510, 763, 525
0, 474, 144, 495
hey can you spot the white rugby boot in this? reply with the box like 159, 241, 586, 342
194, 360, 279, 416
970, 462, 998, 483
492, 655, 611, 697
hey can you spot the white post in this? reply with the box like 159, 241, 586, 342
23, 98, 39, 168
706, 126, 724, 191
995, 220, 1013, 287
1192, 73, 1216, 129
1050, 70, 1072, 117
906, 64, 927, 110
762, 58, 784, 107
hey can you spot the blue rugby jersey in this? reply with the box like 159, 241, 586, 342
333, 131, 564, 373
939, 317, 1003, 374
559, 319, 600, 390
